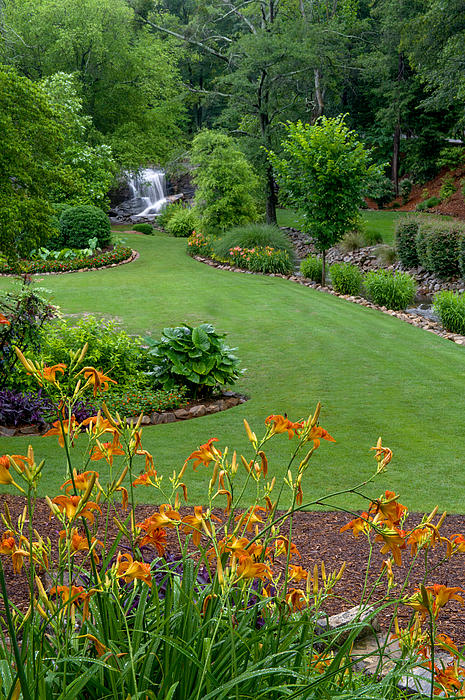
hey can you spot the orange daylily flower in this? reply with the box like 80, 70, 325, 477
235, 506, 266, 532
265, 414, 303, 439
405, 584, 465, 620
44, 417, 79, 448
59, 528, 103, 561
0, 455, 14, 485
116, 552, 151, 586
305, 425, 336, 448
81, 634, 109, 658
182, 506, 220, 546
0, 532, 28, 573
369, 491, 407, 527
288, 565, 308, 583
433, 664, 465, 696
370, 437, 393, 472
274, 537, 301, 559
0, 313, 10, 325
137, 504, 181, 532
340, 512, 372, 538
185, 438, 221, 470
407, 523, 444, 557
61, 470, 99, 494
90, 440, 124, 466
235, 554, 272, 581
81, 415, 121, 437
450, 534, 465, 553
50, 585, 97, 621
285, 588, 308, 611
138, 527, 167, 555
374, 527, 407, 566
9, 448, 35, 472
79, 367, 117, 397
42, 364, 66, 383
51, 495, 101, 523
132, 472, 154, 487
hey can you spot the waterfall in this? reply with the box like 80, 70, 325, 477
127, 168, 168, 217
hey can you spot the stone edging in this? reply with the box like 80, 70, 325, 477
0, 250, 139, 278
0, 391, 248, 438
193, 255, 465, 347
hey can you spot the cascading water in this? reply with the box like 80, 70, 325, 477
127, 168, 168, 218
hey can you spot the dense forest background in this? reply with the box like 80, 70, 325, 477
1, 0, 465, 210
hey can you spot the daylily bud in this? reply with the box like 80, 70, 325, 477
77, 342, 89, 365
313, 564, 319, 594
321, 561, 326, 582
310, 402, 321, 428
243, 419, 257, 445
231, 451, 238, 474
241, 455, 251, 473
336, 562, 346, 581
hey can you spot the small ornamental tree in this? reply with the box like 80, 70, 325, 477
268, 116, 378, 284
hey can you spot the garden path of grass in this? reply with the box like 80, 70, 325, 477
1, 223, 465, 513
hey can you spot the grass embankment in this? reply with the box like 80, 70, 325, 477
1, 222, 464, 512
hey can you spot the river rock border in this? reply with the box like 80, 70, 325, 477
0, 249, 139, 278
0, 391, 248, 438
194, 255, 465, 347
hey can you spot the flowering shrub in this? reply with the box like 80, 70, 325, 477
227, 245, 294, 274
0, 245, 133, 274
102, 385, 187, 417
187, 230, 214, 257
1, 349, 465, 698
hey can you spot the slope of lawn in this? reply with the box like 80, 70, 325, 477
1, 230, 465, 513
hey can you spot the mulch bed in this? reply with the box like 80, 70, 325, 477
1, 493, 465, 645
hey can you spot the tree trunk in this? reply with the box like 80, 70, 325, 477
392, 123, 400, 196
322, 249, 326, 286
265, 162, 277, 224
312, 68, 324, 122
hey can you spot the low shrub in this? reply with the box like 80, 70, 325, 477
157, 201, 184, 229
187, 230, 214, 257
436, 145, 465, 169
399, 178, 413, 204
0, 389, 53, 427
425, 221, 464, 278
300, 255, 322, 282
395, 217, 420, 268
459, 236, 465, 279
364, 269, 416, 310
102, 385, 187, 417
0, 246, 133, 274
144, 323, 242, 396
132, 223, 154, 235
213, 224, 295, 261
375, 245, 398, 266
59, 205, 112, 249
227, 245, 294, 275
434, 290, 465, 334
439, 174, 457, 201
416, 196, 441, 211
362, 228, 383, 246
415, 223, 435, 271
329, 262, 363, 295
165, 207, 199, 238
365, 171, 395, 208
340, 230, 364, 252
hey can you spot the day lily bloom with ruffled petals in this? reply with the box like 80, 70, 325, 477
62, 470, 99, 494
138, 527, 167, 555
375, 526, 407, 566
42, 364, 67, 383
116, 552, 151, 586
137, 504, 181, 532
90, 440, 124, 466
59, 528, 103, 561
0, 532, 28, 573
79, 367, 117, 397
44, 417, 80, 448
286, 588, 308, 611
235, 505, 266, 533
0, 455, 14, 485
340, 512, 372, 538
304, 425, 336, 448
235, 554, 272, 581
182, 506, 220, 546
405, 584, 464, 620
50, 585, 97, 620
369, 491, 407, 527
51, 495, 101, 523
265, 414, 303, 439
289, 565, 309, 583
274, 537, 301, 559
185, 438, 221, 470
0, 314, 10, 325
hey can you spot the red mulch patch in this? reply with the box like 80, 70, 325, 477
1, 494, 465, 644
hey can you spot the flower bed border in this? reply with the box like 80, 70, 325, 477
0, 390, 248, 437
193, 255, 465, 348
0, 246, 138, 277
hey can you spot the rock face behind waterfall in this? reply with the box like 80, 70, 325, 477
110, 168, 172, 223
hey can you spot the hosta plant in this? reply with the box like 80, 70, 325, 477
0, 348, 464, 698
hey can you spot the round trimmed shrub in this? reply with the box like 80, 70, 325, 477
364, 269, 416, 310
213, 224, 295, 261
329, 262, 363, 295
425, 222, 463, 279
132, 223, 154, 235
396, 217, 419, 268
59, 205, 111, 249
434, 290, 465, 334
166, 207, 199, 238
300, 255, 322, 282
415, 224, 434, 271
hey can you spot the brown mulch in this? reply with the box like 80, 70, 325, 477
1, 493, 465, 645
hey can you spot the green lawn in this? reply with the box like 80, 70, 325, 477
277, 208, 406, 246
1, 230, 465, 513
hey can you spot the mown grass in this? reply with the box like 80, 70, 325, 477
1, 230, 465, 512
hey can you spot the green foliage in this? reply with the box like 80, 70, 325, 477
0, 65, 68, 260
226, 245, 294, 275
434, 290, 465, 334
132, 223, 154, 235
330, 262, 363, 295
364, 269, 417, 310
300, 255, 323, 282
439, 174, 457, 201
144, 323, 242, 396
375, 244, 398, 265
187, 231, 214, 257
425, 221, 464, 278
416, 196, 441, 211
157, 202, 185, 230
0, 246, 132, 275
101, 385, 187, 417
396, 217, 420, 268
436, 146, 465, 170
399, 178, 413, 205
59, 206, 112, 249
165, 207, 199, 238
365, 171, 395, 208
41, 316, 144, 387
340, 230, 365, 252
213, 224, 295, 261
191, 130, 260, 235
268, 116, 377, 284
415, 225, 434, 270
362, 227, 384, 246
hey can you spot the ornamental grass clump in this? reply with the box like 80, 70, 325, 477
300, 254, 322, 282
329, 262, 363, 295
364, 269, 417, 310
213, 223, 295, 261
227, 245, 294, 274
433, 290, 465, 334
1, 349, 465, 698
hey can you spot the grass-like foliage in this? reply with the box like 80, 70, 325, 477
1, 350, 465, 698
375, 245, 398, 266
340, 230, 365, 252
434, 290, 465, 334
329, 262, 363, 295
226, 245, 294, 275
364, 269, 417, 310
165, 207, 199, 238
300, 255, 322, 282
362, 227, 384, 246
187, 230, 214, 257
213, 224, 295, 261
143, 323, 242, 396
